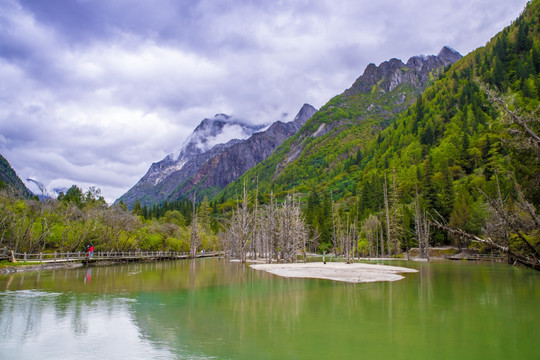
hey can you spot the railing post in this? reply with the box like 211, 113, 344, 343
40, 252, 42, 262
67, 252, 70, 261
54, 252, 57, 263
24, 252, 27, 262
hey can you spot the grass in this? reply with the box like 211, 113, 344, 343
0, 260, 44, 269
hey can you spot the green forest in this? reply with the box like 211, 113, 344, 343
0, 185, 218, 256
1, 1, 539, 269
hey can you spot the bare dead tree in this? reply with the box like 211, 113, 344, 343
230, 184, 252, 263
331, 191, 338, 257
267, 192, 279, 262
101, 204, 140, 251
478, 175, 539, 260
477, 81, 540, 147
277, 192, 305, 263
189, 194, 199, 258
379, 216, 385, 258
222, 189, 307, 264
251, 179, 260, 260
345, 214, 357, 263
383, 175, 392, 256
428, 172, 539, 270
414, 185, 430, 260
362, 214, 380, 258
430, 217, 539, 270
390, 170, 402, 256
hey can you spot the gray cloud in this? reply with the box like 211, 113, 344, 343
0, 0, 529, 202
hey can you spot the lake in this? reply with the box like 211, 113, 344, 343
0, 258, 538, 359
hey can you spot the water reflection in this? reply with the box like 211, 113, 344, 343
84, 268, 92, 284
1, 259, 539, 359
0, 290, 176, 359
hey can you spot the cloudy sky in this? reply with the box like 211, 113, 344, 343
0, 0, 528, 203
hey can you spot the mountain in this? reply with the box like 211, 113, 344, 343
167, 103, 317, 201
118, 105, 316, 207
345, 46, 461, 96
117, 114, 265, 207
351, 1, 540, 213
0, 154, 33, 198
220, 0, 539, 254
218, 46, 462, 201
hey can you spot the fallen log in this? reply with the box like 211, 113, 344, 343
429, 219, 539, 271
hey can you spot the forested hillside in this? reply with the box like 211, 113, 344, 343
1, 2, 538, 270
218, 1, 539, 266
0, 154, 33, 198
218, 47, 460, 204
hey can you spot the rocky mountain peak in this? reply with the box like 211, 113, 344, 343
345, 47, 462, 96
116, 104, 315, 207
356, 59, 405, 93
173, 114, 265, 162
438, 46, 462, 64
405, 46, 462, 72
293, 103, 317, 125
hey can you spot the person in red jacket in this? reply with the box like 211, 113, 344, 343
89, 245, 95, 258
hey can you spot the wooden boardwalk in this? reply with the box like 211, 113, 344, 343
0, 247, 218, 264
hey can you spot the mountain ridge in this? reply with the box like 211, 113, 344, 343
167, 103, 317, 201
118, 105, 316, 207
218, 46, 462, 200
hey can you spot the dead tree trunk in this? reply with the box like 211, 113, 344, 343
430, 219, 539, 271
384, 175, 392, 257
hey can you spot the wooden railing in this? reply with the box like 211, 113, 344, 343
1, 247, 218, 263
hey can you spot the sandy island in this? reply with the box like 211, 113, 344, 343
250, 262, 418, 283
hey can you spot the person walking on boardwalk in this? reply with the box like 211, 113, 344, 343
86, 245, 91, 258
89, 244, 95, 258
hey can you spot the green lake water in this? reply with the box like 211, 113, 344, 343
0, 259, 538, 359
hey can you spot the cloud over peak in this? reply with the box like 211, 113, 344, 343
0, 0, 528, 202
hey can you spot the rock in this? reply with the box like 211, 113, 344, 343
117, 104, 317, 206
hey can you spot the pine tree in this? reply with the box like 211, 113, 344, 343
412, 95, 424, 134
132, 199, 143, 216
449, 187, 472, 250
516, 21, 532, 53
491, 55, 506, 91
437, 165, 455, 221
421, 156, 437, 210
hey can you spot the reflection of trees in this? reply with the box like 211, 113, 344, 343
132, 260, 536, 359
1, 260, 538, 358
0, 291, 96, 341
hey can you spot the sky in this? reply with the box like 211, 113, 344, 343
0, 0, 529, 203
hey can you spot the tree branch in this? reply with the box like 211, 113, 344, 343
477, 81, 540, 146
429, 217, 539, 271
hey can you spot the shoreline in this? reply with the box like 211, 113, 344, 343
0, 262, 84, 274
250, 262, 419, 283
0, 258, 166, 274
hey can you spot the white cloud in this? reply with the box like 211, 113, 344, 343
0, 0, 530, 203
